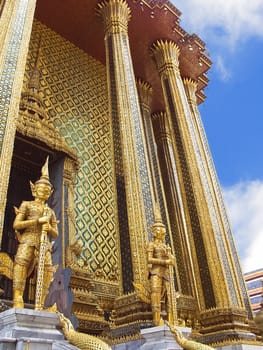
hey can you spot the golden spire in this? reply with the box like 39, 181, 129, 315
35, 156, 52, 188
152, 202, 165, 229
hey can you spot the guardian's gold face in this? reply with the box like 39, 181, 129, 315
152, 225, 166, 240
35, 183, 52, 201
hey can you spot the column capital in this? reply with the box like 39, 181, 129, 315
152, 111, 167, 121
151, 111, 171, 143
183, 77, 198, 103
97, 0, 131, 34
136, 78, 153, 109
151, 40, 180, 75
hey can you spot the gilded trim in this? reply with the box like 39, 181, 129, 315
0, 0, 37, 243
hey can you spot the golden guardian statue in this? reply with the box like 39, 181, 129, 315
134, 205, 178, 326
12, 157, 58, 309
147, 210, 177, 326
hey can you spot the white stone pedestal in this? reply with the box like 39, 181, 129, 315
216, 346, 263, 350
140, 325, 191, 350
0, 308, 79, 350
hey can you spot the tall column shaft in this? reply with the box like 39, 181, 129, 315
0, 0, 17, 69
151, 111, 198, 300
183, 78, 252, 317
136, 80, 156, 201
136, 79, 169, 232
98, 0, 154, 285
151, 40, 247, 312
0, 0, 37, 245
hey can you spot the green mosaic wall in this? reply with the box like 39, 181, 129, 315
24, 20, 119, 282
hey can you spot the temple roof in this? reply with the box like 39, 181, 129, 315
35, 0, 211, 110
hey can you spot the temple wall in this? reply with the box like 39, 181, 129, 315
24, 20, 120, 294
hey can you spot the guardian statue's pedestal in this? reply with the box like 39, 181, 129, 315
140, 325, 191, 350
0, 308, 78, 350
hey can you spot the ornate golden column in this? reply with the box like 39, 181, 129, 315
136, 80, 180, 285
97, 0, 154, 287
183, 78, 252, 315
136, 79, 168, 227
0, 0, 17, 66
0, 0, 37, 244
151, 40, 253, 338
151, 111, 198, 301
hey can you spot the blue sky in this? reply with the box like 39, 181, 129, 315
171, 0, 263, 273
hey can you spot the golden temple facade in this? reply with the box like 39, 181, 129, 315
0, 0, 260, 346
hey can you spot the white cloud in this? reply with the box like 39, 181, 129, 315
170, 0, 263, 81
222, 180, 263, 273
215, 55, 231, 81
172, 0, 263, 48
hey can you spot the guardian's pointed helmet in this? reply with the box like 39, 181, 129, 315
35, 156, 53, 188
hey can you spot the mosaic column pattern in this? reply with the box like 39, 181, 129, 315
0, 0, 37, 244
0, 0, 17, 68
151, 40, 248, 312
151, 111, 196, 297
183, 78, 252, 318
97, 0, 154, 286
136, 79, 170, 235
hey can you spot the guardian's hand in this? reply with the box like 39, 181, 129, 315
38, 215, 51, 233
41, 222, 51, 232
167, 255, 176, 266
38, 215, 50, 224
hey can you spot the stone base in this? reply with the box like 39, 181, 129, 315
140, 325, 191, 350
111, 339, 145, 350
110, 325, 191, 350
0, 308, 79, 350
139, 326, 263, 350
216, 346, 263, 350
